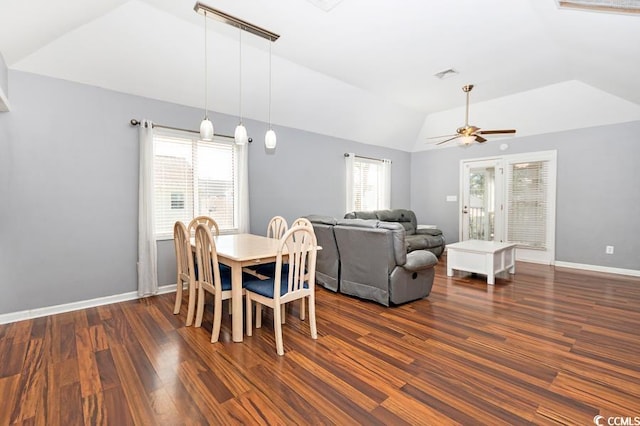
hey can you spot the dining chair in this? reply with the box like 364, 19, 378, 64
291, 217, 313, 228
193, 223, 236, 343
244, 215, 289, 279
188, 215, 220, 237
244, 225, 318, 356
173, 221, 198, 326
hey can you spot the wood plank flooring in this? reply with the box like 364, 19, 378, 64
1, 259, 640, 425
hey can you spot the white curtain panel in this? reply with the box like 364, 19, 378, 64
344, 153, 355, 213
237, 142, 250, 233
380, 159, 391, 209
137, 119, 158, 297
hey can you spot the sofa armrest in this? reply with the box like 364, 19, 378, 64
415, 228, 443, 236
403, 250, 438, 272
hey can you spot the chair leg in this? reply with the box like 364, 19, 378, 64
173, 276, 182, 315
309, 293, 317, 340
186, 280, 197, 326
274, 304, 284, 356
300, 298, 306, 321
195, 285, 206, 328
245, 294, 253, 336
227, 299, 233, 316
211, 295, 223, 343
281, 303, 286, 324
256, 304, 262, 329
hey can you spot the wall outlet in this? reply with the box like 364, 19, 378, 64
605, 245, 614, 254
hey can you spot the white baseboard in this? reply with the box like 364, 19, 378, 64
553, 261, 640, 278
0, 284, 178, 325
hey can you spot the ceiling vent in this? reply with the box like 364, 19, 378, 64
557, 0, 640, 15
434, 69, 459, 80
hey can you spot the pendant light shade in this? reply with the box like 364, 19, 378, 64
234, 123, 248, 145
265, 129, 277, 149
459, 135, 476, 145
200, 118, 214, 140
200, 11, 214, 141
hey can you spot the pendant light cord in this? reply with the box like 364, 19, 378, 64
268, 40, 272, 129
238, 28, 243, 122
204, 12, 209, 118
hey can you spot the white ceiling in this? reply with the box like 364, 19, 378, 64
1, 0, 639, 151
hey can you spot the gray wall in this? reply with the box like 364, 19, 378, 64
0, 70, 410, 315
0, 52, 7, 103
411, 121, 640, 270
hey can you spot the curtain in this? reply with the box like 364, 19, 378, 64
237, 141, 250, 233
380, 159, 391, 210
344, 153, 355, 213
138, 119, 158, 297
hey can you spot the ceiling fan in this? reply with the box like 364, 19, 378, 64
428, 84, 516, 146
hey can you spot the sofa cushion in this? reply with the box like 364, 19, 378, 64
376, 209, 416, 234
345, 211, 377, 220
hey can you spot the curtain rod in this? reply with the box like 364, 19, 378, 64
344, 153, 391, 163
129, 119, 252, 142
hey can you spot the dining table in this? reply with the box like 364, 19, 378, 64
209, 233, 286, 342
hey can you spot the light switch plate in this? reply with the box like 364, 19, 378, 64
446, 195, 457, 202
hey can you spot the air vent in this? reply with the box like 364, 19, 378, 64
557, 0, 640, 15
434, 69, 459, 80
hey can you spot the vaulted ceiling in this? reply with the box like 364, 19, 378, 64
1, 0, 639, 151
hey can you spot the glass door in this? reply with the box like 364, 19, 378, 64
461, 159, 502, 242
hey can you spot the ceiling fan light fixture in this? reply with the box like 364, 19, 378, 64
459, 136, 476, 146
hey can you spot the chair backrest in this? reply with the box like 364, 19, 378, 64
193, 223, 223, 293
267, 215, 288, 239
291, 217, 313, 228
274, 225, 317, 301
173, 221, 194, 283
188, 216, 220, 237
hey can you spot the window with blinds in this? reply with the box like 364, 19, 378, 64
345, 154, 391, 212
154, 131, 237, 238
506, 160, 549, 250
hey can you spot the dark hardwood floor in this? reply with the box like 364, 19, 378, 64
1, 259, 640, 425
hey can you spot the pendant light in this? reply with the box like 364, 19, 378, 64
199, 11, 214, 141
264, 40, 277, 149
234, 27, 248, 145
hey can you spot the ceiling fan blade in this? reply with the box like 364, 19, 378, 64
476, 129, 516, 135
426, 134, 458, 140
436, 135, 460, 145
475, 135, 487, 143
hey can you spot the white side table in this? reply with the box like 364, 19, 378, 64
446, 240, 516, 285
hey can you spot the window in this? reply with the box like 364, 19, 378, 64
153, 130, 239, 238
506, 160, 550, 250
345, 153, 391, 212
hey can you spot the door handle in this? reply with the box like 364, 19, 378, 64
462, 206, 468, 214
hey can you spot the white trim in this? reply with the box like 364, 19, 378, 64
0, 284, 178, 325
554, 261, 640, 278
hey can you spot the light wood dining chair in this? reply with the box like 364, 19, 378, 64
193, 223, 236, 343
173, 221, 198, 326
244, 215, 289, 280
188, 215, 219, 237
244, 225, 318, 356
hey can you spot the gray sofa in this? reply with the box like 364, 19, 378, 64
307, 215, 438, 306
344, 209, 445, 256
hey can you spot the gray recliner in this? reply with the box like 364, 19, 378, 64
333, 219, 437, 306
306, 215, 340, 292
344, 209, 445, 256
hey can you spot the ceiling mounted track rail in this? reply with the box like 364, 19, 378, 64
193, 2, 280, 41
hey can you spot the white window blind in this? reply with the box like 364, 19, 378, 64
345, 153, 391, 212
506, 160, 549, 249
154, 131, 237, 238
